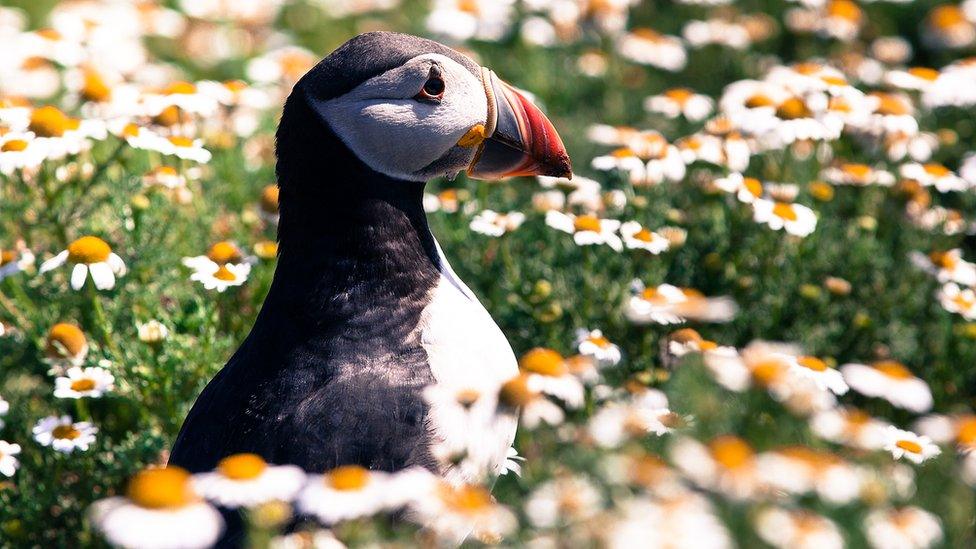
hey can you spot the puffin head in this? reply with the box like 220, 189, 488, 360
281, 32, 571, 183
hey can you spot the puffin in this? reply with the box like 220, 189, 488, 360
169, 32, 570, 490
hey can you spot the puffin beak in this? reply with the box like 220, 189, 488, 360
467, 71, 572, 180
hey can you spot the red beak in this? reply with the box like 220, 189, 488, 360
467, 72, 572, 180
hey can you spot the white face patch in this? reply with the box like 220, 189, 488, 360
317, 54, 489, 181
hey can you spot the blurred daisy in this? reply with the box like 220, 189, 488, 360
714, 173, 765, 204
498, 374, 566, 429
22, 105, 107, 158
841, 360, 933, 412
588, 401, 681, 448
886, 67, 941, 92
901, 162, 968, 193
755, 507, 844, 549
298, 465, 427, 524
193, 453, 304, 509
90, 466, 223, 549
607, 493, 732, 549
545, 211, 622, 251
0, 241, 34, 280
39, 236, 126, 290
524, 475, 602, 528
820, 0, 863, 41
914, 413, 976, 451
259, 184, 280, 225
757, 446, 861, 504
671, 435, 766, 500
519, 348, 585, 408
183, 241, 252, 293
43, 322, 89, 368
425, 0, 516, 42
161, 135, 212, 163
645, 88, 713, 121
142, 166, 192, 203
54, 366, 114, 399
883, 427, 941, 464
822, 162, 896, 186
270, 529, 347, 549
137, 320, 170, 344
408, 481, 517, 543
625, 281, 737, 325
810, 407, 890, 450
752, 199, 817, 237
923, 5, 975, 49
470, 210, 526, 237
143, 81, 219, 117
32, 415, 97, 453
575, 329, 622, 366
0, 440, 20, 477
619, 221, 669, 254
616, 29, 687, 71
910, 249, 976, 286
864, 506, 943, 549
0, 132, 47, 174
788, 355, 849, 396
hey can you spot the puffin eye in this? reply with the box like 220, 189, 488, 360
415, 67, 445, 102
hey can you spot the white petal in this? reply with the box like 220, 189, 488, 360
39, 251, 68, 273
89, 263, 116, 290
70, 264, 89, 290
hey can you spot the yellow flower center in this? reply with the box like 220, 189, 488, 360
1, 139, 28, 152
872, 93, 910, 116
922, 163, 950, 177
519, 348, 568, 377
153, 106, 182, 127
611, 147, 636, 158
588, 335, 612, 348
573, 215, 603, 233
167, 135, 194, 148
776, 97, 812, 120
663, 88, 693, 104
260, 185, 280, 214
821, 75, 848, 87
51, 424, 81, 440
207, 241, 242, 264
224, 80, 248, 92
81, 69, 112, 102
499, 374, 536, 407
121, 123, 141, 138
745, 94, 776, 109
873, 360, 914, 380
70, 378, 96, 392
213, 265, 238, 281
827, 0, 862, 22
930, 5, 966, 29
29, 106, 75, 138
633, 228, 655, 242
127, 467, 195, 509
254, 241, 278, 260
908, 67, 940, 81
45, 323, 87, 358
36, 28, 62, 40
440, 483, 492, 513
797, 356, 829, 372
743, 177, 764, 198
793, 62, 823, 75
841, 163, 872, 179
956, 417, 976, 446
67, 236, 112, 264
163, 81, 197, 95
895, 439, 923, 454
21, 56, 51, 71
709, 436, 753, 469
327, 465, 370, 491
632, 28, 664, 42
928, 250, 956, 270
457, 0, 480, 14
670, 328, 703, 344
218, 453, 267, 480
630, 454, 668, 486
810, 181, 835, 201
772, 202, 799, 221
751, 360, 786, 386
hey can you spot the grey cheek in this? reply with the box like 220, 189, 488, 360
414, 147, 474, 180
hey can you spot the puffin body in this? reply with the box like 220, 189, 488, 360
170, 32, 570, 486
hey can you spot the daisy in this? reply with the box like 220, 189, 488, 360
923, 5, 975, 49
425, 0, 516, 43
519, 348, 585, 408
910, 249, 976, 286
23, 105, 107, 158
259, 184, 280, 225
864, 506, 943, 549
524, 475, 603, 528
810, 407, 890, 450
32, 415, 97, 453
752, 199, 817, 237
883, 427, 941, 464
841, 360, 933, 412
821, 162, 896, 186
298, 465, 429, 524
787, 355, 849, 396
755, 507, 844, 549
665, 328, 724, 358
407, 481, 517, 543
714, 172, 766, 204
820, 0, 863, 41
142, 81, 219, 118
588, 401, 681, 448
625, 281, 738, 325
851, 92, 918, 137
39, 236, 127, 290
90, 466, 224, 549
0, 440, 20, 477
469, 210, 526, 237
160, 135, 212, 163
616, 28, 687, 72
683, 18, 752, 50
246, 46, 318, 88
54, 366, 115, 399
757, 446, 861, 504
0, 131, 47, 174
497, 373, 566, 429
644, 88, 714, 121
619, 221, 669, 254
269, 529, 347, 549
192, 453, 305, 509
670, 435, 767, 500
183, 241, 252, 293
575, 329, 622, 366
886, 67, 941, 92
43, 322, 89, 367
607, 493, 732, 549
900, 162, 969, 193
545, 211, 622, 251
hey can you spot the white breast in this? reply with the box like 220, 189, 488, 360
418, 241, 519, 483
